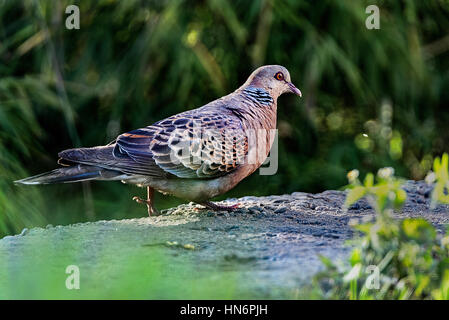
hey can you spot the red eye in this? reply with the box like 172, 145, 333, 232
275, 72, 284, 81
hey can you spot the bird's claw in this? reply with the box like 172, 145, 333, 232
132, 196, 146, 204
133, 196, 160, 216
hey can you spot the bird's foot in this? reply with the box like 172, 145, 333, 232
200, 201, 240, 212
132, 196, 160, 216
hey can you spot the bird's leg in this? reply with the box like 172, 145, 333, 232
200, 201, 240, 212
132, 186, 160, 216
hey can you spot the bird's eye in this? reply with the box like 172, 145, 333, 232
274, 72, 284, 81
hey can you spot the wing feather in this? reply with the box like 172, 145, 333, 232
113, 108, 248, 179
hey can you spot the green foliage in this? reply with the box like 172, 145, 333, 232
344, 167, 406, 215
426, 153, 449, 207
315, 164, 449, 300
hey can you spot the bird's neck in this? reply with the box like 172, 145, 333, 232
231, 86, 278, 131
220, 87, 278, 166
241, 86, 275, 106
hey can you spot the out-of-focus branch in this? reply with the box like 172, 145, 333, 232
251, 0, 273, 68
422, 34, 449, 60
185, 30, 227, 95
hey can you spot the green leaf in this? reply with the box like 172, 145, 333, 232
364, 173, 374, 188
344, 263, 362, 282
318, 255, 335, 269
345, 186, 366, 208
401, 218, 436, 242
349, 248, 362, 266
394, 189, 407, 208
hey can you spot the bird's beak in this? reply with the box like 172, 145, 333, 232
288, 82, 302, 97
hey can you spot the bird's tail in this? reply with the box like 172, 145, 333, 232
14, 164, 125, 185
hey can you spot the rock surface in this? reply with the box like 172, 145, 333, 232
1, 180, 448, 298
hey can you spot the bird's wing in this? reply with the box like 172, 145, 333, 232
113, 109, 248, 179
58, 145, 168, 178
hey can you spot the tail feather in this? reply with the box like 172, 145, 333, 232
14, 164, 126, 185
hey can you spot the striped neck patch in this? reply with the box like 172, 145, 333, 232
242, 86, 274, 106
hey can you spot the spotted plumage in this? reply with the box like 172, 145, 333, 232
16, 65, 302, 216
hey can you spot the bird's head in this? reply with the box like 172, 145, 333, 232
240, 65, 302, 100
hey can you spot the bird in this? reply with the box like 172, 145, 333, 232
15, 65, 302, 216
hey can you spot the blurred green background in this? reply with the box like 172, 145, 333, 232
1, 0, 449, 237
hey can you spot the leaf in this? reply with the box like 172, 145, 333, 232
394, 189, 407, 208
349, 248, 362, 266
318, 254, 336, 270
364, 173, 374, 188
401, 218, 436, 242
344, 263, 362, 282
442, 153, 449, 172
353, 222, 373, 234
344, 186, 366, 208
